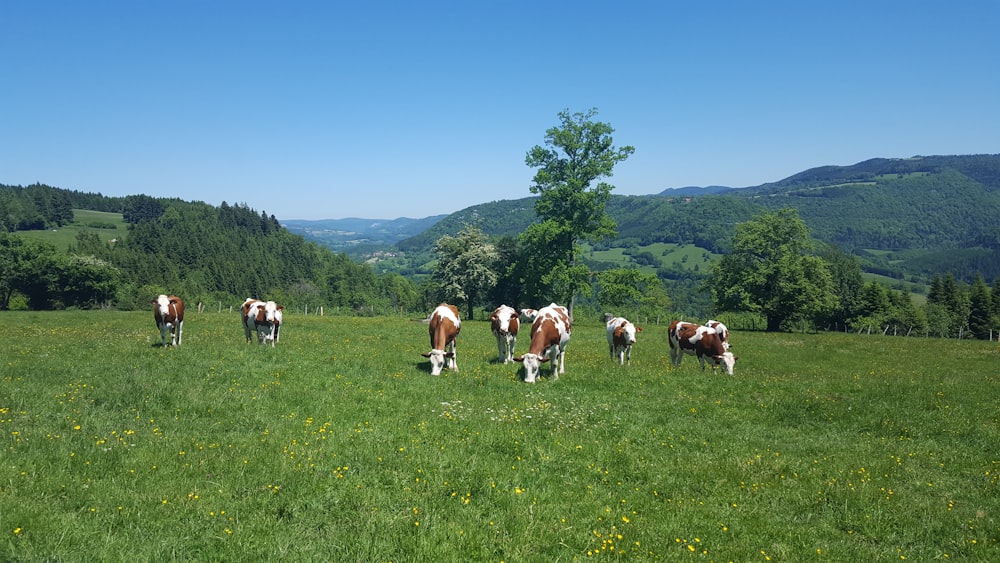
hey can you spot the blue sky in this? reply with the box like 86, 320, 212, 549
2, 1, 997, 220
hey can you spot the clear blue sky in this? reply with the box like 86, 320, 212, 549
3, 1, 997, 220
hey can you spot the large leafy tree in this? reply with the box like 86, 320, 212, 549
0, 233, 45, 309
523, 108, 634, 310
710, 208, 836, 331
432, 224, 499, 320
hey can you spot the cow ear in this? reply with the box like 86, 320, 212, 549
540, 357, 550, 363
444, 352, 454, 358
421, 352, 432, 358
513, 355, 523, 362
636, 326, 643, 332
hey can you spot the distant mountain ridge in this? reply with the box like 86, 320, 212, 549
288, 154, 1000, 283
658, 185, 734, 196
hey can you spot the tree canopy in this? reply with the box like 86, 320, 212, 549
431, 224, 499, 320
522, 108, 634, 308
710, 208, 836, 331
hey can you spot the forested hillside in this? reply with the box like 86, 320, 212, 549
391, 154, 1000, 284
0, 186, 425, 313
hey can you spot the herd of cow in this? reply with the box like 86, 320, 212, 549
151, 294, 737, 380
151, 294, 284, 348
420, 302, 738, 382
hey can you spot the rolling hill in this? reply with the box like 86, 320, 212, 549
300, 154, 1000, 286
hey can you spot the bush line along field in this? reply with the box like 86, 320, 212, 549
2, 311, 998, 561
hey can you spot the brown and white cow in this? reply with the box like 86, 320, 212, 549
151, 294, 184, 346
606, 316, 642, 366
668, 320, 737, 375
705, 319, 731, 349
490, 304, 520, 364
422, 303, 461, 375
242, 298, 283, 346
513, 303, 571, 383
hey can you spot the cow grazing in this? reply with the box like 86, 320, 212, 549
606, 316, 642, 366
151, 294, 184, 346
422, 303, 461, 375
513, 303, 571, 383
668, 320, 737, 375
705, 319, 731, 349
242, 298, 283, 346
490, 305, 520, 364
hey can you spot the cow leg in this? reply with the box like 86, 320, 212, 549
624, 345, 631, 366
448, 340, 458, 372
158, 323, 168, 346
669, 346, 681, 367
496, 335, 506, 363
176, 320, 183, 346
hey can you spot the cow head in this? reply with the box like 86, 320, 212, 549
513, 353, 550, 383
262, 301, 280, 323
615, 321, 641, 346
152, 295, 171, 319
422, 349, 454, 376
492, 305, 518, 334
714, 351, 738, 375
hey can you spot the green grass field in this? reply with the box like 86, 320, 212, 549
1, 311, 997, 561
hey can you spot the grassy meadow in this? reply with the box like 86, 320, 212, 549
1, 310, 998, 561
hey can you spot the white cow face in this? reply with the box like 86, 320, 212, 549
718, 351, 737, 375
155, 295, 171, 317
422, 349, 452, 376
517, 353, 550, 383
263, 301, 279, 323
620, 323, 638, 345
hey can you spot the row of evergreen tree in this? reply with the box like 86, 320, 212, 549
842, 274, 1000, 339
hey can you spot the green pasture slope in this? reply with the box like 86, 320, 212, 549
1, 311, 997, 561
583, 243, 719, 274
14, 209, 128, 252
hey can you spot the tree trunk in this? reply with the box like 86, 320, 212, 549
766, 316, 783, 332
